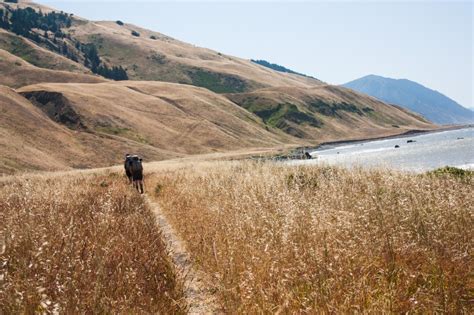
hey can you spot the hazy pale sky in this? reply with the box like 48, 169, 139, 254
41, 0, 473, 107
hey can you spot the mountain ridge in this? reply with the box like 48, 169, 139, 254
251, 59, 317, 80
343, 74, 473, 125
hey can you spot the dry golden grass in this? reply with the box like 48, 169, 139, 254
1, 80, 291, 174
18, 81, 290, 151
0, 49, 105, 89
0, 171, 185, 314
69, 20, 323, 89
149, 161, 473, 313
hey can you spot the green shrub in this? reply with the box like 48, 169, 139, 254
427, 166, 473, 179
188, 69, 247, 93
308, 100, 363, 117
240, 101, 322, 131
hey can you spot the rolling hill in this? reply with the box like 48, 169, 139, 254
0, 1, 436, 173
226, 85, 432, 141
0, 0, 322, 90
0, 84, 187, 173
66, 20, 325, 92
0, 80, 297, 174
0, 28, 92, 74
0, 48, 105, 87
343, 75, 473, 125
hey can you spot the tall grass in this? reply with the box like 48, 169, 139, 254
150, 161, 473, 313
0, 172, 185, 313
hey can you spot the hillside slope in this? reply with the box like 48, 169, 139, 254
0, 80, 301, 173
0, 28, 92, 74
343, 75, 473, 125
0, 48, 106, 88
0, 0, 323, 91
0, 85, 186, 174
227, 85, 434, 141
68, 20, 323, 91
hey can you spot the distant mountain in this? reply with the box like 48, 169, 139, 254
251, 59, 316, 79
343, 75, 473, 125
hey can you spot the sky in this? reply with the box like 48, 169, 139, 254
41, 0, 473, 108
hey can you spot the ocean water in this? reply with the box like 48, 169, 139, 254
292, 128, 474, 172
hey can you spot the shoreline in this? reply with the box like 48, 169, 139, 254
310, 124, 473, 152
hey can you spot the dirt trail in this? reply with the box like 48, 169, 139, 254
144, 196, 221, 314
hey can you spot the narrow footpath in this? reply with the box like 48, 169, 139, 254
144, 196, 221, 314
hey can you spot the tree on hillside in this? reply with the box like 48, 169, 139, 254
10, 7, 37, 36
95, 65, 128, 80
0, 5, 129, 81
0, 9, 8, 29
251, 59, 316, 79
1, 6, 72, 38
81, 43, 101, 70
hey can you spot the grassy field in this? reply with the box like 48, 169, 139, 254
148, 161, 473, 313
0, 171, 185, 314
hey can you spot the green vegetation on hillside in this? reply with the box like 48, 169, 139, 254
251, 59, 316, 79
0, 7, 71, 42
5, 35, 40, 65
78, 42, 128, 80
0, 7, 79, 64
233, 97, 322, 136
251, 102, 321, 129
80, 42, 100, 68
188, 69, 248, 93
0, 6, 128, 80
95, 64, 128, 80
0, 33, 76, 71
308, 100, 364, 117
0, 9, 9, 29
